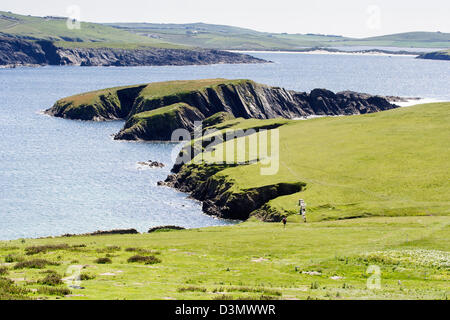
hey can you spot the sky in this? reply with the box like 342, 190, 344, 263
1, 0, 449, 37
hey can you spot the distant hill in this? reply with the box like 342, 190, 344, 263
0, 11, 182, 49
107, 22, 450, 50
1, 11, 448, 51
106, 22, 353, 50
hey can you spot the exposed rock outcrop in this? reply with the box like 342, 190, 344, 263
113, 83, 402, 140
161, 163, 305, 221
46, 79, 400, 142
148, 226, 185, 233
417, 50, 450, 61
137, 160, 165, 168
0, 36, 267, 68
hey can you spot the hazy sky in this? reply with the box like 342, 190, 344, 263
2, 0, 449, 37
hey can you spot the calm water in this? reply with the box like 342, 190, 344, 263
1, 52, 449, 240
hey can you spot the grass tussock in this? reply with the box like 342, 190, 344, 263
25, 244, 70, 255
4, 254, 24, 263
38, 273, 63, 286
37, 286, 71, 296
212, 286, 282, 296
177, 286, 207, 293
14, 259, 59, 269
127, 255, 161, 265
97, 245, 121, 253
213, 294, 234, 300
0, 277, 31, 300
125, 247, 160, 255
80, 273, 96, 281
0, 267, 8, 276
94, 257, 112, 264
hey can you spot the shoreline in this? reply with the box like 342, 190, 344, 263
229, 49, 421, 57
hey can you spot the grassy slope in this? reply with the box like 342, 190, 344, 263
0, 216, 448, 300
107, 23, 450, 49
191, 102, 450, 221
0, 11, 183, 49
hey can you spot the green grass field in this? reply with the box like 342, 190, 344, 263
186, 102, 450, 221
0, 216, 448, 300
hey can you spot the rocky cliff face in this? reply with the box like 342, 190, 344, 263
417, 50, 450, 61
0, 37, 266, 67
161, 163, 305, 221
0, 37, 48, 67
46, 79, 400, 142
114, 81, 399, 141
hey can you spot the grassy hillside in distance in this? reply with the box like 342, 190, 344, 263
0, 11, 183, 49
107, 22, 450, 49
184, 102, 450, 221
2, 11, 448, 50
0, 216, 448, 299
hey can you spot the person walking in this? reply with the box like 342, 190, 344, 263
282, 217, 287, 229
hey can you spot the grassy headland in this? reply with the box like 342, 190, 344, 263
176, 102, 450, 221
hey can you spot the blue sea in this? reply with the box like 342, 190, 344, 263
0, 52, 449, 239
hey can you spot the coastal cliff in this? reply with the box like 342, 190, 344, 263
0, 37, 266, 68
46, 79, 400, 141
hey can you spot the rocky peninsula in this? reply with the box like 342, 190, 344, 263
0, 37, 266, 68
417, 49, 450, 61
46, 79, 400, 141
46, 78, 403, 221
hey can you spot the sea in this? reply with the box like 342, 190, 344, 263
0, 51, 449, 239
